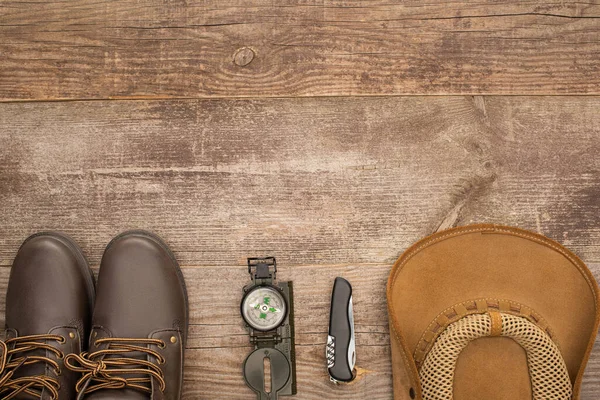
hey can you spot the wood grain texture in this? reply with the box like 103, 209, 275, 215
1, 96, 599, 266
1, 0, 600, 100
0, 96, 599, 398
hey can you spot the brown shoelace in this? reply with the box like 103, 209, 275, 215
64, 337, 166, 394
0, 334, 65, 400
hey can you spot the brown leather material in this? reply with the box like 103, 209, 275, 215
4, 232, 95, 400
387, 224, 600, 400
75, 231, 188, 400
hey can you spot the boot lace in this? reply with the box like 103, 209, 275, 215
0, 334, 65, 399
64, 337, 166, 395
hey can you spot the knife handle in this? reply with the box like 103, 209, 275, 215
327, 277, 356, 382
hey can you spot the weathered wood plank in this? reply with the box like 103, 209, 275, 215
0, 262, 390, 398
1, 0, 599, 100
0, 96, 598, 267
183, 263, 394, 399
0, 263, 597, 399
0, 263, 394, 398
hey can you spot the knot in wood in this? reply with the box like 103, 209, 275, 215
233, 47, 255, 67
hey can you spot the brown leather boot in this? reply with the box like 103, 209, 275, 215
1, 232, 95, 400
65, 231, 188, 400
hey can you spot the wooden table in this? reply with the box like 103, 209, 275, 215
1, 1, 599, 399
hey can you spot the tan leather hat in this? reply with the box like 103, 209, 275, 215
387, 224, 600, 400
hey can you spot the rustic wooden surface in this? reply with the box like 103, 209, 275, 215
0, 96, 599, 398
1, 0, 600, 100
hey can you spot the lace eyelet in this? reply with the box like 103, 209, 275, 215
158, 341, 166, 349
158, 357, 166, 365
58, 337, 66, 344
57, 352, 64, 360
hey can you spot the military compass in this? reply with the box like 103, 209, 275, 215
241, 257, 297, 400
241, 285, 287, 332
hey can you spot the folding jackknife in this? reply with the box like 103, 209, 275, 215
326, 277, 356, 383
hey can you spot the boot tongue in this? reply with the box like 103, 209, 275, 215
5, 322, 62, 390
10, 348, 47, 377
7, 336, 55, 396
83, 389, 149, 400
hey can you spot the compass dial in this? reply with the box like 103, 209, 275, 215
241, 286, 287, 331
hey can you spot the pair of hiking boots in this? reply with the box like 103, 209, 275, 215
1, 231, 188, 400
